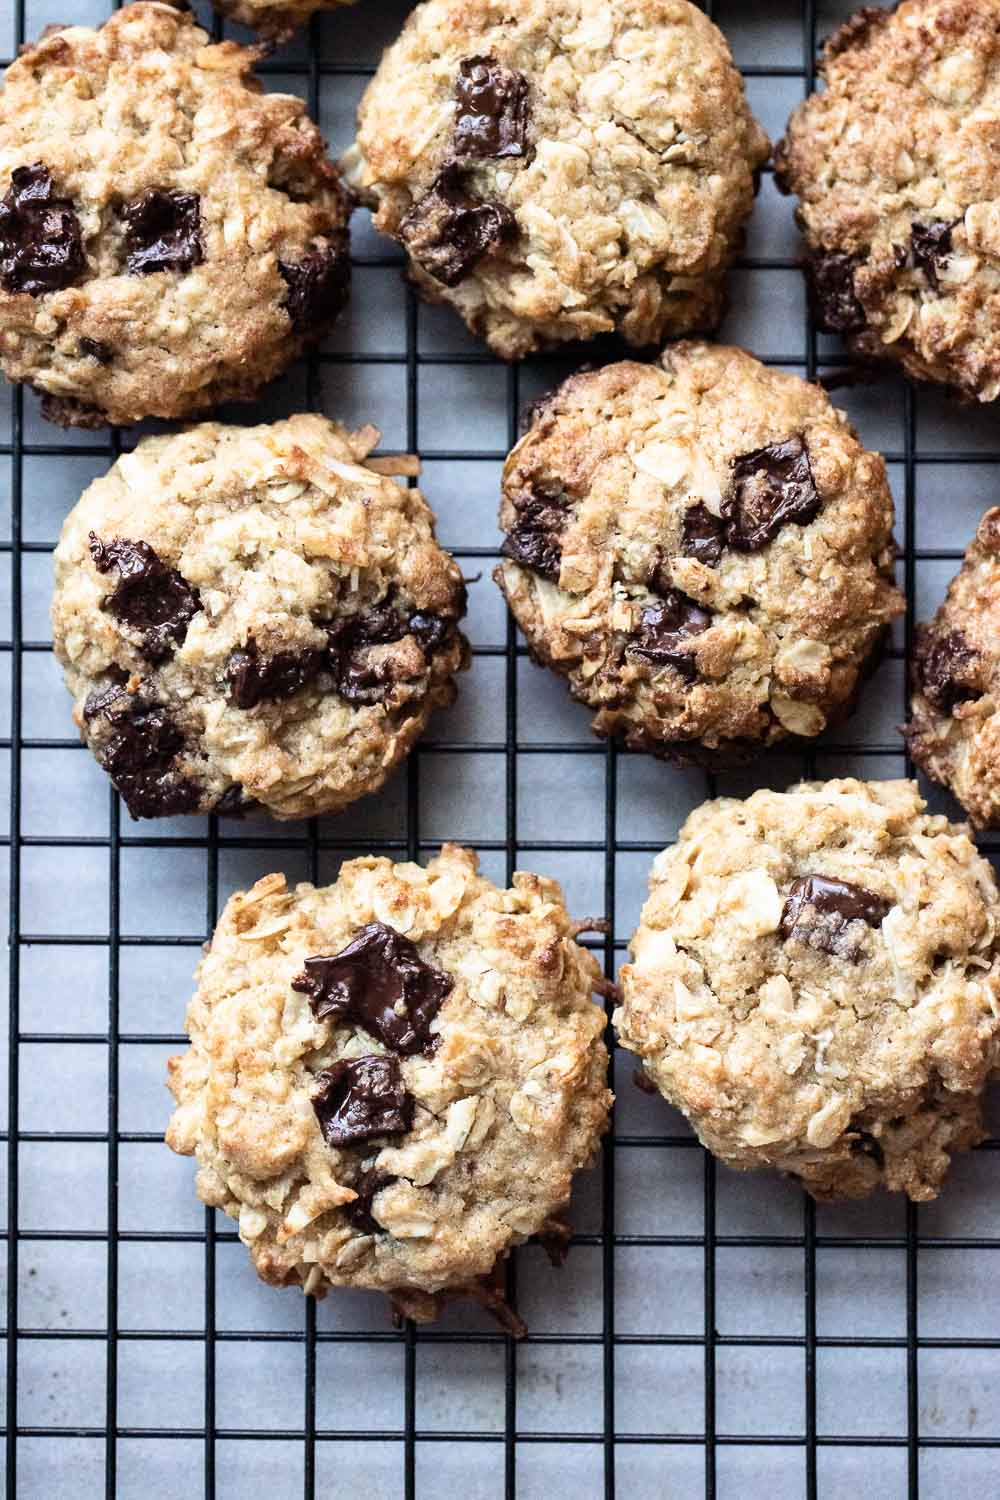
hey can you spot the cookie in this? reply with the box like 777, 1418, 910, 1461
345, 0, 768, 358
776, 0, 1000, 401
906, 507, 1000, 827
166, 845, 612, 1325
50, 414, 468, 821
615, 778, 1000, 1201
0, 4, 351, 427
494, 342, 904, 765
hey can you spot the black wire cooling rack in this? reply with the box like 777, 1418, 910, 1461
3, 1, 1000, 1497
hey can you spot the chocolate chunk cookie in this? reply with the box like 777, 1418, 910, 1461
615, 779, 1000, 1201
51, 415, 468, 821
166, 846, 612, 1324
0, 5, 350, 427
776, 0, 1000, 400
494, 343, 904, 764
345, 0, 768, 358
906, 508, 1000, 827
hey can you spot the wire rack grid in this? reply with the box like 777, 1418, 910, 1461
2, 0, 999, 1497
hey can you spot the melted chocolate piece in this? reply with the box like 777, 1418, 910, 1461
278, 236, 351, 333
917, 627, 981, 715
324, 603, 408, 705
911, 219, 959, 291
90, 535, 200, 663
628, 591, 712, 682
454, 56, 530, 160
0, 163, 85, 296
780, 873, 891, 960
806, 250, 866, 334
400, 164, 516, 287
722, 436, 820, 552
500, 483, 566, 581
347, 1169, 396, 1234
681, 501, 726, 567
89, 692, 201, 820
311, 1055, 413, 1147
120, 189, 203, 275
79, 337, 113, 365
224, 637, 324, 710
292, 921, 453, 1055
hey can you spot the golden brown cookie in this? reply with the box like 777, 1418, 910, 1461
0, 4, 350, 426
346, 0, 768, 358
776, 0, 1000, 400
51, 415, 468, 821
166, 846, 612, 1325
906, 507, 1000, 827
494, 342, 904, 765
615, 778, 1000, 1201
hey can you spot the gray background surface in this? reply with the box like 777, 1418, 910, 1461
2, 1, 999, 1496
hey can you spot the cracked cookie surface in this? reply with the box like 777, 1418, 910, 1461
494, 342, 904, 764
776, 0, 1000, 400
907, 507, 1000, 828
0, 4, 350, 426
615, 778, 1000, 1201
346, 0, 768, 358
51, 414, 468, 821
166, 845, 612, 1322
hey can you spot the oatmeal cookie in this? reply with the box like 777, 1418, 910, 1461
906, 507, 1000, 828
345, 0, 768, 359
494, 342, 904, 764
776, 0, 1000, 401
166, 845, 612, 1324
50, 414, 468, 821
615, 778, 1000, 1201
0, 4, 350, 427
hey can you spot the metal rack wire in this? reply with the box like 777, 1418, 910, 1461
2, 1, 999, 1496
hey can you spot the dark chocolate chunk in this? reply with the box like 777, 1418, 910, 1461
500, 483, 567, 581
911, 219, 959, 291
399, 164, 516, 287
120, 189, 203, 276
916, 627, 981, 715
454, 55, 530, 160
681, 501, 726, 567
779, 873, 891, 959
408, 611, 455, 655
90, 534, 201, 663
292, 921, 453, 1055
806, 250, 866, 334
214, 783, 258, 818
628, 591, 712, 682
278, 235, 351, 333
324, 603, 408, 705
0, 163, 85, 296
224, 637, 324, 710
311, 1055, 413, 1147
88, 691, 202, 820
79, 337, 113, 365
347, 1168, 396, 1234
722, 435, 820, 552
82, 670, 129, 722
